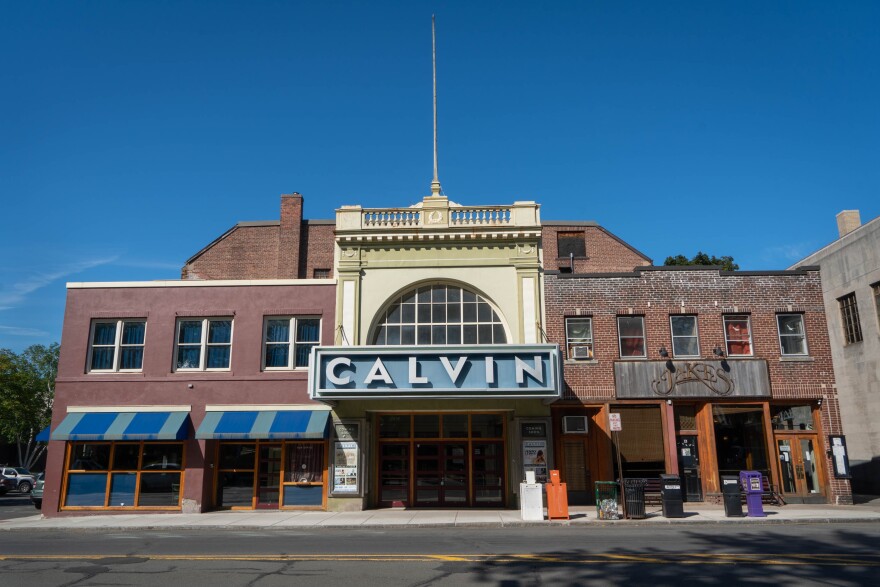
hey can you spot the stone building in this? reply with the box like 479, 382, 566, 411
793, 210, 880, 495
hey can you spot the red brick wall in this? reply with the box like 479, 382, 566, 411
544, 267, 851, 502
545, 268, 835, 399
542, 225, 652, 273
301, 223, 335, 278
181, 194, 336, 280
181, 225, 281, 280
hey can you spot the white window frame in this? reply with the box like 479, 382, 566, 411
777, 313, 809, 357
723, 315, 754, 357
173, 317, 233, 372
617, 316, 647, 359
87, 319, 146, 373
262, 316, 321, 370
670, 315, 700, 358
565, 317, 593, 360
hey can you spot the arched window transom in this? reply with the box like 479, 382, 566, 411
372, 284, 507, 345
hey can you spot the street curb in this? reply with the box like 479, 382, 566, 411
2, 516, 879, 532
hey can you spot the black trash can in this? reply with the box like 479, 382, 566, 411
721, 475, 744, 517
659, 474, 685, 518
624, 478, 647, 519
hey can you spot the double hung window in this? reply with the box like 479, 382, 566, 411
175, 318, 232, 370
264, 317, 321, 369
565, 318, 593, 360
670, 315, 699, 357
777, 314, 808, 356
88, 320, 146, 372
838, 293, 863, 344
723, 315, 753, 356
617, 316, 646, 358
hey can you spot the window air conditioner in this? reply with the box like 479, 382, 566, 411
571, 345, 592, 359
563, 416, 588, 434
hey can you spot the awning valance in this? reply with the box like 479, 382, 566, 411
195, 410, 330, 440
50, 411, 190, 441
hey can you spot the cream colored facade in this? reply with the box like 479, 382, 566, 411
325, 195, 550, 511
334, 195, 544, 346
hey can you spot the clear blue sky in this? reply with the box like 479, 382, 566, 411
2, 1, 878, 352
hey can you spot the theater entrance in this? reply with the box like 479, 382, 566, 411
376, 413, 506, 508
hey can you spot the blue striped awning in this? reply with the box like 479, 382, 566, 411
36, 425, 51, 442
195, 410, 330, 440
50, 411, 190, 441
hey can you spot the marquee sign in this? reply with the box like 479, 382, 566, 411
614, 359, 770, 399
309, 345, 560, 400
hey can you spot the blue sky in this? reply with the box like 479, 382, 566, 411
1, 1, 878, 352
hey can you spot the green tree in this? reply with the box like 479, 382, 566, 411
664, 251, 740, 271
0, 343, 58, 469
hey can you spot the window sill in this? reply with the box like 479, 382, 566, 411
779, 356, 814, 362
565, 359, 598, 365
617, 357, 648, 361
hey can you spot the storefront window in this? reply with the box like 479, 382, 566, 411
771, 405, 814, 431
379, 415, 411, 438
63, 442, 184, 509
713, 405, 769, 480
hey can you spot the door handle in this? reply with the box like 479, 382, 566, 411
795, 464, 805, 480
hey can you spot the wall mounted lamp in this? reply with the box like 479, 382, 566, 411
658, 347, 669, 358
713, 346, 725, 358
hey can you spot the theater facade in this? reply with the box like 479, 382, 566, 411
39, 193, 852, 516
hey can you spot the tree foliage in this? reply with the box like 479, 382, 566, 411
0, 343, 58, 469
663, 251, 740, 272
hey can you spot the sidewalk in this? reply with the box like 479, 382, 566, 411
3, 500, 880, 531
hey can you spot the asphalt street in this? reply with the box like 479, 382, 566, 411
1, 522, 878, 586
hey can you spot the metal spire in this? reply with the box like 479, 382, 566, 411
430, 15, 442, 197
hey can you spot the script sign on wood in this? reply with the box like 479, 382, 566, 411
614, 360, 770, 399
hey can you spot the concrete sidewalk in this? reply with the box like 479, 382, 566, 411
3, 500, 880, 531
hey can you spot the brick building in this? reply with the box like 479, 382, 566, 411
41, 193, 851, 516
544, 265, 850, 505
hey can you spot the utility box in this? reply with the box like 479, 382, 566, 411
721, 475, 744, 517
520, 482, 544, 521
740, 471, 766, 517
660, 474, 685, 518
546, 470, 569, 520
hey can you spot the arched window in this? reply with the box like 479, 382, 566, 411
372, 284, 507, 345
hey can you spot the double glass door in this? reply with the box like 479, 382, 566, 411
776, 435, 823, 502
415, 443, 468, 506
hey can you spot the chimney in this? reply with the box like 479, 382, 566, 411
836, 210, 861, 238
279, 193, 303, 278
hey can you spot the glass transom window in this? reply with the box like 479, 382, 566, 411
372, 284, 507, 345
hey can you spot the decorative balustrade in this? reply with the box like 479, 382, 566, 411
338, 198, 537, 232
450, 207, 512, 226
362, 208, 421, 228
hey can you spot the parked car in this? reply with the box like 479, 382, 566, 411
30, 472, 44, 509
0, 466, 37, 493
0, 476, 11, 495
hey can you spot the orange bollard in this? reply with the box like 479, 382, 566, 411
546, 469, 569, 520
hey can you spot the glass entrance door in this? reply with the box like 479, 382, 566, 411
676, 435, 703, 502
256, 444, 282, 509
776, 435, 824, 502
414, 443, 469, 506
379, 443, 409, 507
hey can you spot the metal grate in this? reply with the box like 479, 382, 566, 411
838, 292, 863, 344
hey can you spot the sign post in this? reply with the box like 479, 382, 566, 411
609, 412, 625, 519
